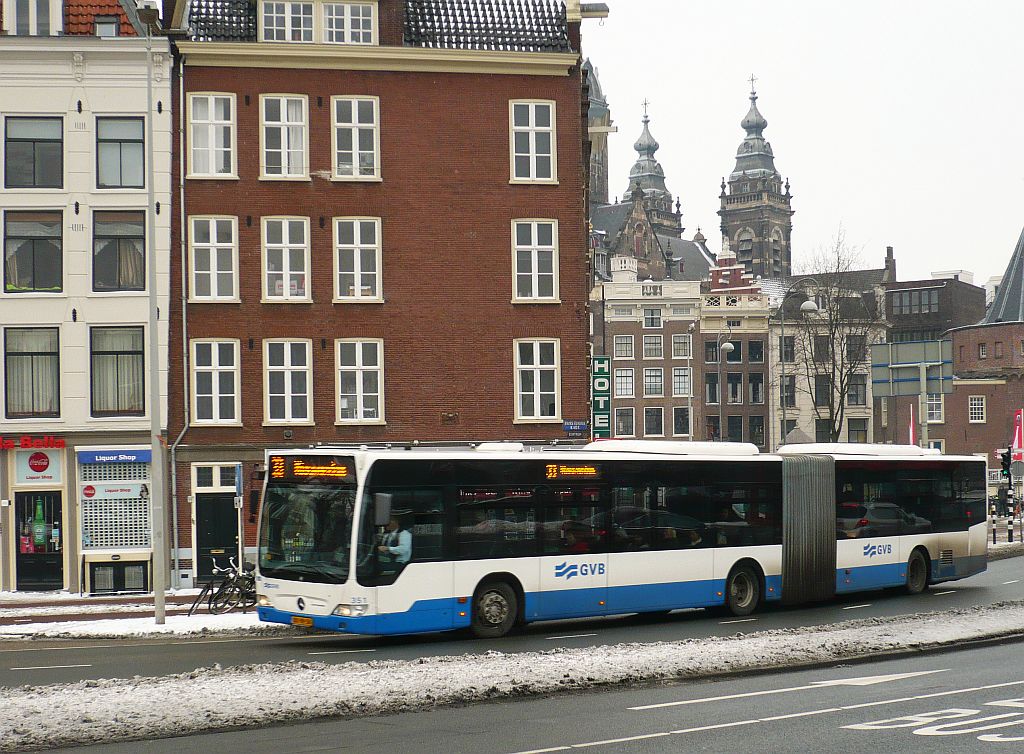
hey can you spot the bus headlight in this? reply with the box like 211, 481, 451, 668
258, 595, 271, 607
332, 603, 368, 617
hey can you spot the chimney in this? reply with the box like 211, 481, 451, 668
884, 245, 896, 282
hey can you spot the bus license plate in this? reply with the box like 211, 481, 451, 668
291, 616, 313, 627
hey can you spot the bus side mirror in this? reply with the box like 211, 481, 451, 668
374, 493, 392, 526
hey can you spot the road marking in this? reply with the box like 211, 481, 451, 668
1003, 580, 1019, 585
523, 679, 1024, 753
307, 649, 377, 656
10, 663, 92, 671
934, 590, 957, 595
12, 619, 33, 623
544, 633, 597, 640
842, 604, 872, 610
629, 670, 948, 710
719, 618, 757, 624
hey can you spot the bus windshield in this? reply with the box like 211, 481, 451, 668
258, 482, 356, 584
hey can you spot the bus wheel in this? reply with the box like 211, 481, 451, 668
471, 581, 518, 639
725, 564, 761, 617
905, 550, 930, 595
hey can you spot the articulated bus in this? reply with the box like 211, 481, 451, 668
255, 440, 987, 638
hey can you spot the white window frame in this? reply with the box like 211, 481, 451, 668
968, 395, 986, 423
187, 93, 236, 179
333, 216, 382, 302
335, 338, 384, 424
979, 342, 987, 359
509, 100, 557, 184
614, 407, 634, 438
322, 1, 377, 44
190, 339, 241, 425
331, 95, 380, 180
262, 338, 313, 425
672, 406, 691, 437
927, 439, 945, 453
643, 367, 663, 397
643, 308, 662, 329
261, 216, 311, 302
642, 334, 663, 359
643, 406, 664, 437
926, 392, 944, 423
671, 366, 691, 397
1, 0, 62, 35
259, 0, 314, 42
511, 219, 559, 302
613, 368, 633, 398
613, 335, 633, 359
513, 338, 561, 422
188, 216, 238, 302
259, 94, 308, 180
671, 333, 692, 359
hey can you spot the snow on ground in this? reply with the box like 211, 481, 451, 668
0, 589, 200, 604
3, 601, 1024, 752
0, 611, 286, 638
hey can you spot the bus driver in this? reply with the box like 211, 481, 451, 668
377, 517, 412, 564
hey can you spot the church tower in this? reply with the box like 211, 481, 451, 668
624, 107, 684, 238
718, 79, 794, 278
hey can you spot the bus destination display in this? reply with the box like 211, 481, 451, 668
269, 455, 355, 482
544, 463, 600, 480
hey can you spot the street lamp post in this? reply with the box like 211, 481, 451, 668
686, 321, 695, 440
775, 281, 818, 449
717, 335, 734, 441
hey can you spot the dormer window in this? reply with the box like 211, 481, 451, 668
94, 15, 119, 37
260, 0, 377, 44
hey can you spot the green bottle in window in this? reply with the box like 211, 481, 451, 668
33, 498, 47, 548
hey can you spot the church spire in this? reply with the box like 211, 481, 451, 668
731, 76, 778, 179
625, 105, 669, 199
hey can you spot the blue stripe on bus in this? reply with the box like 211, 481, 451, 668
258, 556, 983, 635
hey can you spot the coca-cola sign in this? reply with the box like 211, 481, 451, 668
27, 452, 49, 473
14, 449, 62, 485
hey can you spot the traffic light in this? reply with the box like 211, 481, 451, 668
1001, 446, 1012, 478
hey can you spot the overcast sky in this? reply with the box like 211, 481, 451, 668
582, 1, 1022, 286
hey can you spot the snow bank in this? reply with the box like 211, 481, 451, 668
0, 611, 288, 639
3, 601, 1024, 752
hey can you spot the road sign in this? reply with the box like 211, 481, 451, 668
870, 340, 953, 398
1012, 461, 1024, 478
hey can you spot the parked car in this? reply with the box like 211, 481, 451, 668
837, 502, 931, 538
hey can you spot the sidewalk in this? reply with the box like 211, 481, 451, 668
0, 590, 202, 625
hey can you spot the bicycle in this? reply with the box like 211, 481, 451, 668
208, 558, 257, 614
187, 557, 256, 616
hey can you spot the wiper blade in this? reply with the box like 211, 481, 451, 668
271, 562, 347, 583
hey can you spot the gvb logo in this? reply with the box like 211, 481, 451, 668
554, 562, 605, 580
863, 543, 893, 558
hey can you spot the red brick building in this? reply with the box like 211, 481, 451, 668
164, 0, 600, 585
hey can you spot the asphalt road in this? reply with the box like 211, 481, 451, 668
42, 632, 1024, 753
2, 556, 1023, 688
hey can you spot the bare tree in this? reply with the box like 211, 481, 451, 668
784, 233, 885, 442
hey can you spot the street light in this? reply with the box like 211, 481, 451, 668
775, 280, 819, 448
686, 321, 695, 440
135, 0, 165, 625
717, 335, 734, 441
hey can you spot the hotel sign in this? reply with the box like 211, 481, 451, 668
592, 356, 611, 439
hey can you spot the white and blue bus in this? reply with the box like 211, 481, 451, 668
255, 440, 987, 638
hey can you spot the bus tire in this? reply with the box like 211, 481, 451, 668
471, 581, 518, 639
725, 564, 761, 617
905, 549, 930, 595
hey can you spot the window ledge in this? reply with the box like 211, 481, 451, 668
262, 421, 315, 427
333, 297, 384, 304
192, 421, 243, 427
511, 298, 561, 305
188, 297, 241, 304
259, 298, 313, 304
187, 174, 240, 181
258, 175, 312, 182
335, 420, 386, 426
512, 417, 562, 424
90, 291, 148, 297
329, 176, 382, 183
509, 179, 559, 186
95, 187, 147, 192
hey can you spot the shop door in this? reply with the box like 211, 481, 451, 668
15, 492, 63, 591
196, 493, 239, 577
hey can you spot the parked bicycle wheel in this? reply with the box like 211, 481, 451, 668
209, 581, 241, 614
